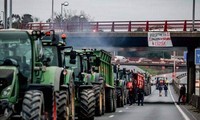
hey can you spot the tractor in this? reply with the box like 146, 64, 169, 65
113, 65, 129, 107
83, 49, 117, 113
0, 29, 75, 119
63, 49, 96, 120
41, 30, 76, 120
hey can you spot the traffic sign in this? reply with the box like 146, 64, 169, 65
195, 49, 200, 65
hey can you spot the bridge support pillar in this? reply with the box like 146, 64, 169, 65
187, 46, 196, 102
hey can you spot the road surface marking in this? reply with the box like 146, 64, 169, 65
118, 110, 123, 112
109, 115, 114, 118
181, 105, 198, 120
169, 86, 190, 120
126, 107, 129, 109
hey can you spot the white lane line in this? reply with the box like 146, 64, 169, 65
169, 86, 190, 120
181, 105, 198, 120
109, 115, 114, 118
126, 107, 129, 109
118, 110, 123, 113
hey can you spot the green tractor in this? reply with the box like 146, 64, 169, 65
63, 49, 96, 120
0, 29, 74, 119
113, 65, 129, 107
41, 30, 76, 120
83, 49, 117, 114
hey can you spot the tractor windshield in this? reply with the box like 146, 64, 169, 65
43, 46, 58, 66
0, 31, 32, 78
64, 54, 89, 77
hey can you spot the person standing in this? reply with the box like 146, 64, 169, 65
128, 88, 134, 105
165, 78, 169, 86
178, 84, 186, 105
164, 84, 168, 96
159, 85, 163, 96
137, 85, 144, 106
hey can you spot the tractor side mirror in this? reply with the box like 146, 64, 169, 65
69, 50, 76, 64
70, 51, 76, 59
52, 34, 59, 45
95, 57, 101, 66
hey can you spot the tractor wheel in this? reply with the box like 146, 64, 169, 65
98, 77, 105, 115
105, 88, 113, 113
113, 89, 117, 112
116, 89, 121, 107
70, 85, 75, 120
21, 90, 45, 120
121, 90, 124, 107
124, 90, 128, 105
94, 85, 103, 116
56, 91, 70, 120
78, 89, 95, 120
102, 87, 105, 115
117, 88, 124, 107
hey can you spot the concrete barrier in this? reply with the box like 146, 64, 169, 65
190, 95, 200, 111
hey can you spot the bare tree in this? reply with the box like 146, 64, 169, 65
52, 10, 93, 32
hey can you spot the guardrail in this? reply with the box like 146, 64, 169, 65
20, 20, 200, 32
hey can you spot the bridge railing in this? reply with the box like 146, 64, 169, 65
21, 20, 200, 32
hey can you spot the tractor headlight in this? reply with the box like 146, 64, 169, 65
2, 86, 11, 97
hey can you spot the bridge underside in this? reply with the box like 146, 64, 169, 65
66, 32, 200, 48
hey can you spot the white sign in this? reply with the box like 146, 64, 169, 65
148, 32, 173, 47
195, 49, 200, 65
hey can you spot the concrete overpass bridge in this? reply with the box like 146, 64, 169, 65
25, 20, 200, 102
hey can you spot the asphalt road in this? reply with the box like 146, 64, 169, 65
95, 85, 198, 120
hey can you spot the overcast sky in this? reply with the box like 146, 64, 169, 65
0, 0, 200, 22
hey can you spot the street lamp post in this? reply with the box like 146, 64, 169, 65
192, 0, 195, 31
9, 0, 12, 28
51, 0, 54, 23
79, 15, 84, 31
1, 11, 4, 27
61, 1, 69, 21
4, 0, 7, 29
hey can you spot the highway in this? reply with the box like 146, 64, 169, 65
95, 85, 198, 120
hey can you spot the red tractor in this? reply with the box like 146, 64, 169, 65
126, 72, 145, 104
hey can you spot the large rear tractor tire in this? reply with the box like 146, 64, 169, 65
21, 90, 45, 120
105, 88, 113, 113
121, 90, 124, 107
56, 91, 70, 120
78, 89, 95, 120
117, 88, 124, 107
124, 90, 128, 105
113, 89, 117, 112
94, 85, 103, 116
116, 89, 121, 107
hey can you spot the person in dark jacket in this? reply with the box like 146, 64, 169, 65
178, 84, 186, 104
137, 85, 144, 106
158, 85, 163, 96
164, 84, 168, 96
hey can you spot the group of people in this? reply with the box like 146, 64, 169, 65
159, 83, 186, 104
158, 84, 168, 97
128, 82, 186, 106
